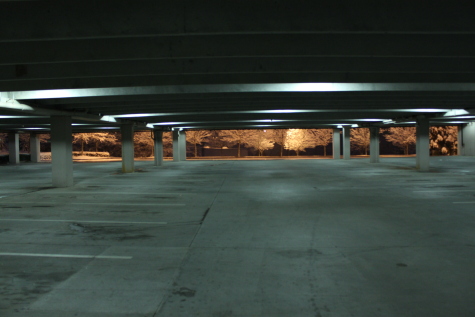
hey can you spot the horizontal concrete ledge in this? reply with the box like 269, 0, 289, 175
12, 83, 475, 100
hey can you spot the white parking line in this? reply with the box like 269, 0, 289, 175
414, 190, 475, 193
0, 252, 132, 259
0, 202, 185, 206
72, 202, 185, 206
0, 219, 167, 225
38, 192, 184, 196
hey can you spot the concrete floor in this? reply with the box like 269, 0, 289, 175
1, 157, 475, 316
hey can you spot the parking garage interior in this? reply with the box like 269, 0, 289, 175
1, 1, 475, 316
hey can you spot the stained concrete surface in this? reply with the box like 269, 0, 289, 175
0, 157, 475, 316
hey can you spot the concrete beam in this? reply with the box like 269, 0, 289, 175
30, 133, 41, 163
14, 83, 475, 101
4, 57, 475, 82
342, 126, 351, 160
332, 128, 341, 159
8, 132, 19, 164
153, 130, 164, 166
370, 127, 380, 163
416, 117, 430, 172
121, 124, 135, 173
51, 116, 73, 187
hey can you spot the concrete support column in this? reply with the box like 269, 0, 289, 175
121, 124, 135, 173
173, 129, 180, 162
153, 130, 163, 166
342, 126, 351, 160
369, 127, 380, 163
30, 133, 41, 163
416, 117, 430, 172
459, 122, 475, 156
51, 116, 73, 187
332, 128, 341, 159
458, 125, 464, 156
180, 130, 187, 161
8, 132, 20, 164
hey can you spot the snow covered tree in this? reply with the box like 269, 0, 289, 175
244, 130, 274, 156
73, 133, 94, 154
19, 134, 30, 152
89, 132, 116, 152
350, 128, 370, 155
134, 131, 154, 157
221, 130, 250, 157
284, 129, 315, 156
0, 133, 6, 152
272, 129, 289, 157
310, 129, 333, 156
430, 126, 457, 155
163, 132, 173, 157
186, 130, 212, 157
384, 127, 416, 155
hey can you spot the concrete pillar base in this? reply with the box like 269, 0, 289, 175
121, 125, 135, 173
51, 116, 73, 187
180, 130, 186, 161
30, 133, 41, 163
342, 126, 351, 160
153, 130, 164, 166
173, 130, 180, 162
370, 127, 380, 163
333, 128, 341, 159
8, 132, 20, 164
416, 117, 430, 172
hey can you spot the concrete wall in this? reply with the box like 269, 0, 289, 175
461, 123, 475, 156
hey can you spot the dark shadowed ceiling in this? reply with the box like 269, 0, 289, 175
1, 0, 475, 132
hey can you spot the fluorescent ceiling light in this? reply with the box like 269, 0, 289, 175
0, 98, 34, 111
448, 116, 475, 119
0, 115, 47, 119
113, 113, 162, 118
149, 122, 189, 125
443, 109, 470, 117
100, 115, 117, 122
351, 124, 359, 128
255, 109, 316, 114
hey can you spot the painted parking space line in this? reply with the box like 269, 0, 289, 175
72, 202, 185, 206
0, 219, 167, 225
0, 202, 185, 206
35, 192, 184, 196
453, 202, 475, 204
0, 252, 132, 259
414, 190, 475, 193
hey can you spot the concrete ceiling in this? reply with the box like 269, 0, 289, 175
1, 0, 475, 132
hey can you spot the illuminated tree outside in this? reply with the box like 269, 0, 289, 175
284, 129, 315, 156
73, 133, 94, 155
311, 129, 333, 156
221, 130, 250, 157
134, 132, 154, 157
244, 130, 274, 156
89, 132, 116, 152
430, 126, 457, 155
186, 130, 212, 157
384, 127, 416, 155
272, 129, 289, 157
350, 128, 370, 155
